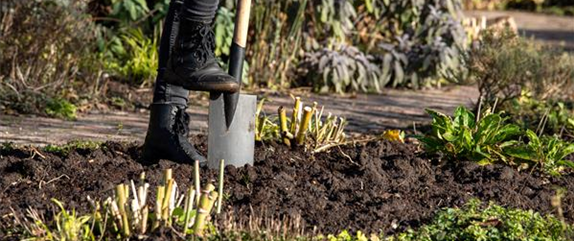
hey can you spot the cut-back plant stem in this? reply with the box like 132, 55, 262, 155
193, 184, 217, 237
194, 160, 201, 206
183, 185, 195, 235
290, 97, 301, 135
296, 107, 314, 145
217, 159, 225, 214
162, 179, 174, 225
153, 185, 165, 229
279, 106, 291, 146
116, 184, 130, 237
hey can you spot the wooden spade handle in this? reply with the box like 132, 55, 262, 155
233, 0, 251, 47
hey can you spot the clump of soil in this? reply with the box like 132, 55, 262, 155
0, 136, 572, 235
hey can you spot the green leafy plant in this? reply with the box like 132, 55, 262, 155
391, 199, 573, 241
421, 106, 521, 164
16, 199, 93, 241
109, 0, 150, 23
45, 98, 77, 120
504, 131, 574, 176
214, 7, 235, 57
422, 105, 574, 175
255, 99, 281, 142
103, 28, 159, 87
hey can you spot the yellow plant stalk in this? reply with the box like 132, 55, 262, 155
116, 184, 130, 237
183, 185, 195, 235
162, 179, 174, 225
194, 160, 201, 206
296, 107, 314, 145
217, 159, 225, 214
163, 169, 172, 185
255, 116, 263, 141
153, 185, 165, 229
290, 97, 301, 134
193, 184, 218, 237
279, 106, 291, 146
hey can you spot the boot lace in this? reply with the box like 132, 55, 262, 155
173, 107, 190, 136
179, 22, 215, 68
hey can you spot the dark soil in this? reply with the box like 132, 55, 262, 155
0, 136, 573, 236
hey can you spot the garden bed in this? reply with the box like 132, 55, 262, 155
0, 136, 572, 236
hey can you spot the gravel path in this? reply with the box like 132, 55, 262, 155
466, 10, 574, 50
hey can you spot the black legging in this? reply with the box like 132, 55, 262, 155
153, 0, 219, 104
183, 0, 219, 22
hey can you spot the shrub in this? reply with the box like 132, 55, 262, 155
501, 93, 574, 138
368, 0, 468, 88
217, 0, 468, 91
301, 44, 381, 93
467, 30, 574, 108
0, 0, 101, 115
102, 28, 159, 87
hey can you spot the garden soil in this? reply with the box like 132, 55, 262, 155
1, 136, 573, 236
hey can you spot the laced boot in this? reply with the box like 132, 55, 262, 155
164, 19, 239, 93
141, 103, 206, 164
141, 0, 206, 165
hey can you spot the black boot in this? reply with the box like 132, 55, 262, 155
164, 18, 239, 93
141, 0, 206, 165
141, 103, 206, 164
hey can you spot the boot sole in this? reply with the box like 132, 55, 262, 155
164, 69, 240, 93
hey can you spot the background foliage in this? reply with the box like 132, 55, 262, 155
0, 0, 472, 118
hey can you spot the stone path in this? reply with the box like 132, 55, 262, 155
0, 86, 478, 146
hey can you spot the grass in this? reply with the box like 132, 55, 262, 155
43, 141, 103, 157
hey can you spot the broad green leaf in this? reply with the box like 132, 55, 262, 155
525, 129, 541, 148
504, 146, 537, 162
453, 106, 475, 129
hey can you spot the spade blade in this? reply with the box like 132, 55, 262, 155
224, 42, 246, 129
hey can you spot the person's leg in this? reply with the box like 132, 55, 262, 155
163, 0, 239, 92
142, 0, 206, 164
153, 0, 187, 105
182, 0, 219, 22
